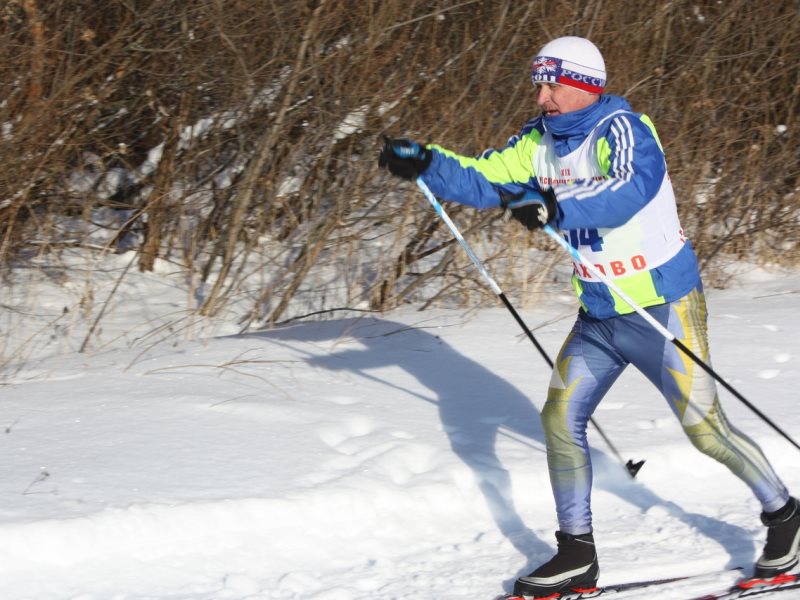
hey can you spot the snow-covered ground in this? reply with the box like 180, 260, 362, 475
1, 250, 799, 599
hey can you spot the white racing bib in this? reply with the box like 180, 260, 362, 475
533, 112, 685, 281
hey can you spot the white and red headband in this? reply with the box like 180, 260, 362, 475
531, 37, 607, 94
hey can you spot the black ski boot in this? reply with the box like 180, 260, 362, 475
755, 497, 800, 578
513, 531, 599, 598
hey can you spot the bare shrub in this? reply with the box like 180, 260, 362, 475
0, 0, 797, 329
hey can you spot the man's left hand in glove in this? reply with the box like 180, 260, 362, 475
499, 189, 558, 230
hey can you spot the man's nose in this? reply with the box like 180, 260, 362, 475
535, 85, 550, 105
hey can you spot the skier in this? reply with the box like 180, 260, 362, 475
378, 36, 800, 597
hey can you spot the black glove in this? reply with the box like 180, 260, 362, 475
499, 189, 558, 230
378, 137, 432, 180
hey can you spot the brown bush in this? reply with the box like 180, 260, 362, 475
1, 0, 798, 324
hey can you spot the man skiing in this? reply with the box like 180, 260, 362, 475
378, 36, 799, 598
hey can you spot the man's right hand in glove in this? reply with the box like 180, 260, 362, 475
378, 137, 432, 180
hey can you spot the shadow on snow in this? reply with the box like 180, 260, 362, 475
251, 315, 753, 586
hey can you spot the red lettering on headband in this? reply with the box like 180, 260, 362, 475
558, 75, 603, 94
556, 75, 604, 94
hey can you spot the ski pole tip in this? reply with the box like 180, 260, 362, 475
626, 459, 645, 478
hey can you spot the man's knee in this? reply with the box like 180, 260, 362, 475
541, 398, 586, 447
687, 430, 720, 456
685, 422, 734, 465
541, 399, 566, 437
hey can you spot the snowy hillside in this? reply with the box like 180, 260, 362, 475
1, 258, 799, 599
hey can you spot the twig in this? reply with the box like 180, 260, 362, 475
22, 469, 50, 495
79, 250, 138, 353
271, 306, 382, 327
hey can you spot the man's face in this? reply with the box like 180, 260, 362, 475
535, 83, 599, 116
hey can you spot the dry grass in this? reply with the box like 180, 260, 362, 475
1, 0, 798, 321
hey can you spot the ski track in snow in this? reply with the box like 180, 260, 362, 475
1, 271, 799, 599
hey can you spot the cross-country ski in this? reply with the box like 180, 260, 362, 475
494, 569, 741, 599
691, 572, 800, 599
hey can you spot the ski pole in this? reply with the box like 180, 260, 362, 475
542, 224, 800, 453
415, 177, 644, 478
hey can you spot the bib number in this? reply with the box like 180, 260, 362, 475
565, 228, 604, 252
